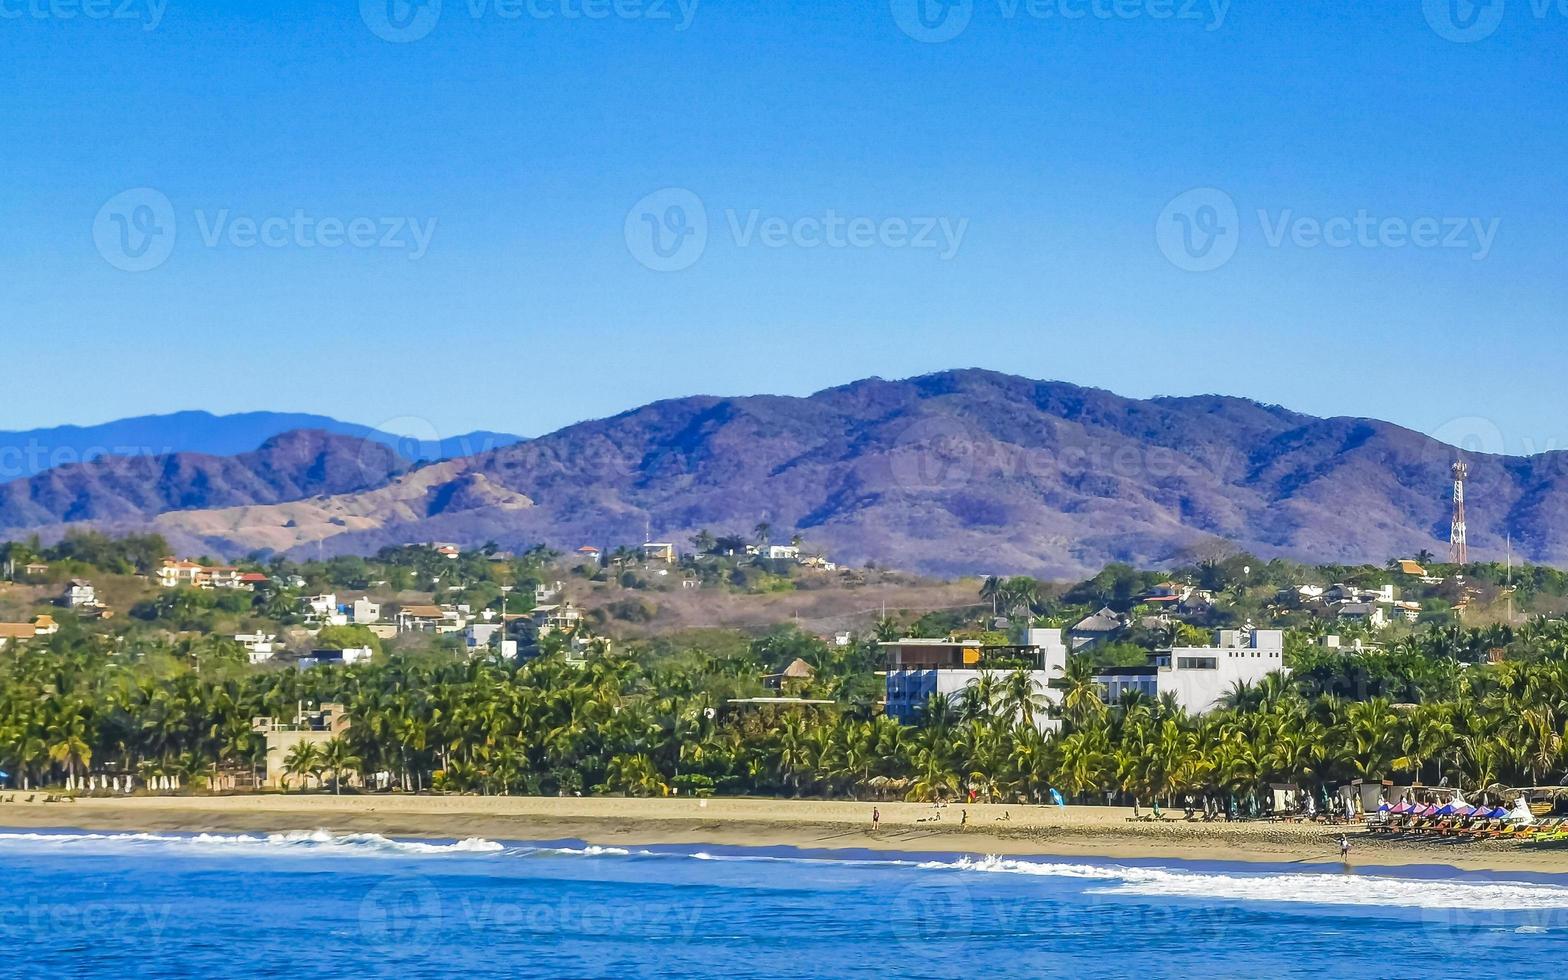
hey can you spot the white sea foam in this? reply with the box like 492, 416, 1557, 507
0, 829, 503, 856
6, 829, 1567, 913
914, 854, 1568, 911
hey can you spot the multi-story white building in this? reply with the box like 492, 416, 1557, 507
881, 629, 1068, 731
1095, 628, 1287, 714
236, 631, 279, 664
62, 579, 100, 608
350, 598, 381, 625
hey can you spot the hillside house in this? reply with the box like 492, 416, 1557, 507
531, 603, 582, 638
299, 647, 374, 669
1069, 607, 1126, 652
158, 559, 267, 591
642, 542, 677, 563
350, 598, 382, 625
1336, 602, 1388, 629
0, 622, 39, 648
61, 579, 100, 609
763, 657, 816, 690
236, 632, 278, 664
395, 604, 445, 633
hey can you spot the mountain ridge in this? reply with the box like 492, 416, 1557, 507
0, 410, 524, 480
10, 371, 1561, 578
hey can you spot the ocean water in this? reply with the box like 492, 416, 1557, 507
1, 828, 1565, 978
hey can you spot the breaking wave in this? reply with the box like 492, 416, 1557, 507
5, 830, 1567, 912
914, 854, 1568, 911
0, 829, 503, 856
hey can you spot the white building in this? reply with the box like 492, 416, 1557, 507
882, 628, 1067, 731
62, 579, 100, 608
350, 598, 381, 625
236, 631, 278, 664
764, 545, 800, 560
1095, 628, 1287, 714
465, 623, 517, 659
298, 646, 374, 669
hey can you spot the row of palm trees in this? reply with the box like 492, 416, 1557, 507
4, 629, 1568, 802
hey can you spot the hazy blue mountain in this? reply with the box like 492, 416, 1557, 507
0, 411, 523, 480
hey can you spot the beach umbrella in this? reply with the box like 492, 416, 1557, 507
1379, 802, 1392, 812
1489, 806, 1510, 819
1435, 804, 1455, 817
1049, 788, 1065, 809
1391, 801, 1411, 814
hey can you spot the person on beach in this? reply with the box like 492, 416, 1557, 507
872, 807, 880, 831
960, 809, 968, 828
1339, 836, 1351, 862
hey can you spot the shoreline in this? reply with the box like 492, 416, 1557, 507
3, 795, 1567, 875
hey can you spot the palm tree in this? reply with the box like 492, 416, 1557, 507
282, 741, 322, 792
979, 576, 1003, 617
319, 737, 361, 795
1057, 656, 1106, 729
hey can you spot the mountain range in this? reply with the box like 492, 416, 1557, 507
0, 411, 523, 480
4, 371, 1560, 578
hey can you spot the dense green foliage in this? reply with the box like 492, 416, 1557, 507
4, 620, 1568, 802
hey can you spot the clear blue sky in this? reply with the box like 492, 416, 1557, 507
1, 1, 1564, 455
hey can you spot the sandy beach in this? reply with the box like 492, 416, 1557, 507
1, 794, 1565, 874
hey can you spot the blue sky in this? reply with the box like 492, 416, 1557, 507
1, 0, 1564, 456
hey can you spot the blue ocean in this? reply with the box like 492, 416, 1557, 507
2, 828, 1565, 978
